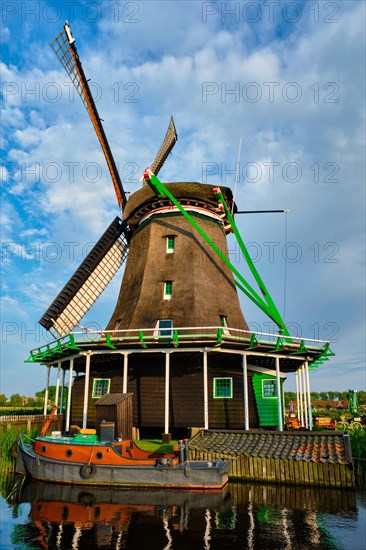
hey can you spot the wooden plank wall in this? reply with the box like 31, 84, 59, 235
190, 449, 355, 488
71, 353, 260, 430
95, 395, 133, 440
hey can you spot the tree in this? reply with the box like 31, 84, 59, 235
35, 386, 68, 407
319, 392, 328, 400
358, 391, 366, 405
284, 392, 296, 407
0, 394, 7, 406
9, 394, 23, 407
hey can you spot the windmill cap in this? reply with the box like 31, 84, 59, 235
123, 181, 233, 225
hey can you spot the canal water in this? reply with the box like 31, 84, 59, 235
0, 475, 365, 549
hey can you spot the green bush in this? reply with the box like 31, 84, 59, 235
349, 429, 366, 459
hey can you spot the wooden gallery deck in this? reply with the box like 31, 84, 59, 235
189, 430, 355, 488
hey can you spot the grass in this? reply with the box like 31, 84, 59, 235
133, 439, 178, 454
0, 426, 38, 473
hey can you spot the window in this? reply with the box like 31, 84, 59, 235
166, 236, 175, 253
92, 378, 111, 399
213, 377, 233, 399
156, 319, 173, 338
154, 319, 173, 338
163, 281, 173, 300
262, 379, 277, 398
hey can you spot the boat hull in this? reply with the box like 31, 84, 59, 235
18, 443, 230, 489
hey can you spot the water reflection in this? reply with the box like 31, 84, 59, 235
4, 477, 362, 549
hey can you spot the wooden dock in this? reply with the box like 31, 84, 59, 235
189, 430, 355, 488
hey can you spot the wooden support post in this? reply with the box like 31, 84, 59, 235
164, 352, 171, 438
43, 366, 51, 416
203, 351, 209, 430
275, 357, 283, 431
55, 362, 61, 408
82, 353, 91, 429
65, 359, 74, 432
242, 353, 249, 430
122, 353, 129, 394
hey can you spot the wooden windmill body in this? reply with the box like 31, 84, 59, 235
108, 182, 248, 332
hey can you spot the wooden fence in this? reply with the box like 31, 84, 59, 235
189, 450, 355, 489
0, 414, 64, 434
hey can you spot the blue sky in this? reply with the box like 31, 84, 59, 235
1, 0, 365, 396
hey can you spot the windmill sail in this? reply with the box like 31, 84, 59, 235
149, 116, 178, 176
39, 218, 129, 337
45, 24, 179, 337
50, 23, 127, 209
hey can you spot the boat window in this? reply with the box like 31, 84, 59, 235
213, 377, 233, 399
96, 452, 103, 459
41, 445, 46, 453
65, 449, 73, 458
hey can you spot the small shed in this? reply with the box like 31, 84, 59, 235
95, 393, 133, 440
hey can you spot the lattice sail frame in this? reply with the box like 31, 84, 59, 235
39, 218, 129, 337
42, 23, 178, 337
50, 24, 127, 209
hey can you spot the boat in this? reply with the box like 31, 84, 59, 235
16, 431, 230, 490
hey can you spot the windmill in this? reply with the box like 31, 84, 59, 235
32, 23, 332, 436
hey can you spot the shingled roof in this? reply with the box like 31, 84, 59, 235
189, 430, 353, 465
